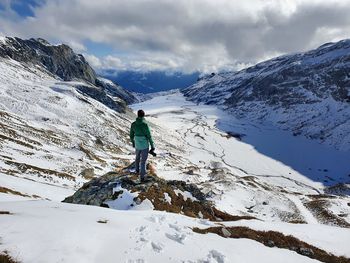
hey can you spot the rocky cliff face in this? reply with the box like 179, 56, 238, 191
0, 37, 96, 83
0, 37, 138, 109
95, 77, 138, 105
183, 40, 350, 150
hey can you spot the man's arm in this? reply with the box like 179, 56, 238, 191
129, 123, 135, 147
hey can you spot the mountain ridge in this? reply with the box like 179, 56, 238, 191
0, 36, 138, 110
183, 39, 350, 151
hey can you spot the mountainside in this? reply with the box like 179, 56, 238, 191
0, 37, 97, 84
100, 70, 199, 93
1, 37, 350, 263
183, 40, 350, 151
0, 37, 151, 200
0, 37, 138, 110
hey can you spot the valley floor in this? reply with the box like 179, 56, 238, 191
131, 91, 350, 224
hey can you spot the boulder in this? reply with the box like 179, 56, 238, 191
63, 170, 255, 222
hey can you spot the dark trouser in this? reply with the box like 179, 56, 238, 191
135, 148, 149, 180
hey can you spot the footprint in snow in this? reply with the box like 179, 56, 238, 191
127, 259, 145, 263
192, 250, 226, 263
168, 223, 182, 232
151, 241, 164, 253
165, 232, 186, 244
198, 219, 211, 225
207, 250, 226, 263
139, 237, 148, 243
137, 225, 148, 232
147, 215, 166, 224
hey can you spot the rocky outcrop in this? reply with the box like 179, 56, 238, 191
0, 37, 96, 84
95, 78, 138, 105
75, 84, 129, 113
0, 37, 138, 111
193, 226, 350, 263
63, 170, 255, 222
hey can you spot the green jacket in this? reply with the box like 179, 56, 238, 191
130, 117, 155, 150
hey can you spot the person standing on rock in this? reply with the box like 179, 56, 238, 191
130, 109, 155, 182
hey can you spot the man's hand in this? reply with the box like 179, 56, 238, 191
149, 147, 156, 157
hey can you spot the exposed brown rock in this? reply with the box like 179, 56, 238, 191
63, 169, 256, 222
193, 226, 350, 263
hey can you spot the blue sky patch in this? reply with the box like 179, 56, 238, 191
84, 39, 128, 58
10, 0, 44, 18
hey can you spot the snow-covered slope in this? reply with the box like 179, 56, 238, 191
0, 37, 148, 201
1, 36, 350, 263
183, 40, 350, 151
1, 91, 349, 263
0, 37, 138, 110
0, 58, 131, 200
131, 92, 350, 226
0, 57, 183, 201
3, 200, 350, 263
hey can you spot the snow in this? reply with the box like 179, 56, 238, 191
0, 170, 74, 201
287, 195, 318, 224
302, 45, 350, 65
163, 192, 172, 204
0, 36, 7, 44
0, 58, 138, 200
223, 220, 350, 258
0, 200, 331, 263
174, 189, 197, 201
132, 92, 349, 188
0, 88, 349, 262
0, 54, 349, 262
131, 91, 350, 224
104, 185, 154, 210
183, 40, 350, 152
97, 77, 115, 86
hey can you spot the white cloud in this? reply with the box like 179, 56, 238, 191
65, 40, 86, 53
83, 54, 102, 69
1, 0, 350, 72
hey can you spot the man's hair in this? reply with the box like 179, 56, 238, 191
137, 109, 145, 118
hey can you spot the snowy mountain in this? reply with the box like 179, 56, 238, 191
0, 37, 138, 111
183, 40, 350, 151
1, 36, 350, 263
0, 37, 97, 83
0, 37, 146, 200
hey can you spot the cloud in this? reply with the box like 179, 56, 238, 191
1, 0, 350, 73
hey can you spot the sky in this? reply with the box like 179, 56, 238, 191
0, 0, 350, 73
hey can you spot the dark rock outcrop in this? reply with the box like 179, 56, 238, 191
0, 37, 138, 111
95, 78, 138, 105
63, 170, 255, 222
75, 84, 128, 113
0, 37, 96, 84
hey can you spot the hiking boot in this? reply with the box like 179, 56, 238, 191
140, 176, 147, 183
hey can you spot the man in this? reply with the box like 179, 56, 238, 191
129, 109, 155, 182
